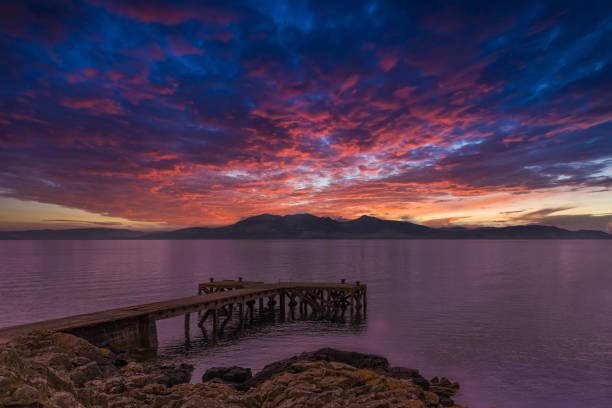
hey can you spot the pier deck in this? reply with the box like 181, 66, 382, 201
0, 280, 366, 352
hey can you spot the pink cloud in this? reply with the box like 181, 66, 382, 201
61, 97, 122, 115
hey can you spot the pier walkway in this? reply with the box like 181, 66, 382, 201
0, 279, 366, 353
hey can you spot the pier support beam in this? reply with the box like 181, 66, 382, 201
212, 309, 219, 343
239, 301, 245, 330
184, 313, 190, 348
138, 315, 158, 352
247, 300, 255, 323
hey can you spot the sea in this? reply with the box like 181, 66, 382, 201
0, 239, 610, 408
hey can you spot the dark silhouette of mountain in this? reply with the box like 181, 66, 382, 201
1, 214, 610, 239
342, 215, 431, 235
144, 214, 610, 240
0, 228, 144, 240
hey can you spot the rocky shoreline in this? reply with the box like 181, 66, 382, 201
1, 331, 463, 407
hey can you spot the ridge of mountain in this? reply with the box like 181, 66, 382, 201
1, 214, 610, 239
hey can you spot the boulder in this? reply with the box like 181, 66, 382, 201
238, 347, 391, 390
390, 366, 430, 390
70, 361, 103, 387
144, 363, 194, 387
202, 366, 253, 383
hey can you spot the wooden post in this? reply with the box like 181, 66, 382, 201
319, 290, 325, 319
239, 300, 245, 330
184, 313, 190, 347
247, 301, 255, 323
212, 308, 218, 342
259, 297, 264, 315
279, 291, 286, 321
267, 295, 276, 319
137, 315, 158, 352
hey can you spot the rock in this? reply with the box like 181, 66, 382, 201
238, 347, 390, 390
0, 348, 26, 372
105, 377, 125, 394
301, 347, 390, 371
391, 366, 430, 390
424, 390, 440, 405
48, 391, 85, 408
203, 366, 253, 384
71, 356, 91, 367
142, 383, 167, 395
70, 361, 103, 386
0, 374, 18, 398
107, 396, 138, 407
32, 351, 72, 370
144, 363, 194, 387
243, 361, 426, 408
51, 333, 106, 363
11, 384, 39, 405
126, 374, 156, 389
0, 333, 464, 408
45, 366, 75, 393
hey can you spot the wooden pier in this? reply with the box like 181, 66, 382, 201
0, 279, 366, 353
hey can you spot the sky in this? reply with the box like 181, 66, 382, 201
0, 1, 611, 232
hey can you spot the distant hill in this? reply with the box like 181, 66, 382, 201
1, 214, 610, 240
0, 228, 144, 240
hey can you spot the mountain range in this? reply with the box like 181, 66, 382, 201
0, 214, 610, 239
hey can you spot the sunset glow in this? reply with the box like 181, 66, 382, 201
1, 1, 611, 231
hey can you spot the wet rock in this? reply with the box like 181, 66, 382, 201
203, 366, 253, 383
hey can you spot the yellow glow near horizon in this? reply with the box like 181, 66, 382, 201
0, 197, 168, 231
0, 186, 610, 232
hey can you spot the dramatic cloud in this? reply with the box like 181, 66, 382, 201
0, 1, 610, 230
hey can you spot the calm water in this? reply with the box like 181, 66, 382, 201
0, 240, 611, 407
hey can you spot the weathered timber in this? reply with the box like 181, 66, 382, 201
0, 280, 366, 354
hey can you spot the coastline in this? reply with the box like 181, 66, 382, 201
1, 331, 462, 407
